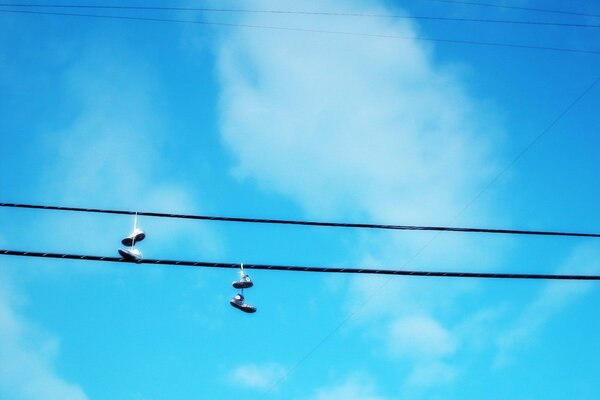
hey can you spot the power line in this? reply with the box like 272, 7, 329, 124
1, 9, 599, 55
1, 3, 600, 28
1, 249, 599, 280
429, 0, 600, 18
2, 202, 598, 238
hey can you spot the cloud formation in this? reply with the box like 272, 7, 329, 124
30, 39, 221, 258
217, 0, 501, 226
0, 279, 88, 400
215, 0, 503, 389
0, 36, 220, 400
311, 375, 387, 400
231, 362, 286, 390
388, 315, 456, 359
495, 241, 600, 367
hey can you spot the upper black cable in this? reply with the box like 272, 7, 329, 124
1, 249, 599, 280
1, 9, 598, 55
1, 202, 598, 238
1, 3, 599, 28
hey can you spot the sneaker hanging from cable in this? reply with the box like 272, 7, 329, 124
121, 228, 145, 247
232, 263, 253, 289
118, 247, 143, 261
229, 293, 257, 313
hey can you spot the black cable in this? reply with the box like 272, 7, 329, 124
2, 202, 599, 238
1, 9, 599, 55
1, 249, 598, 280
429, 0, 600, 18
1, 3, 599, 28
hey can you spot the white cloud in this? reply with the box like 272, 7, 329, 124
388, 315, 456, 359
217, 0, 501, 227
495, 242, 600, 368
20, 39, 222, 259
0, 35, 218, 400
385, 315, 458, 388
311, 375, 387, 400
0, 279, 88, 400
405, 360, 457, 387
42, 43, 167, 208
231, 362, 286, 390
215, 0, 505, 390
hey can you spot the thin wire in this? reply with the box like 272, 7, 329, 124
1, 3, 599, 28
1, 249, 599, 280
259, 74, 600, 398
429, 0, 600, 18
1, 9, 599, 55
454, 76, 600, 218
1, 202, 599, 238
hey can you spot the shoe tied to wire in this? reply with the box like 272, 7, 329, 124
232, 273, 253, 289
230, 293, 257, 313
118, 247, 143, 261
121, 228, 146, 247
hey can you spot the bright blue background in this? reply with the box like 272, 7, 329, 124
0, 1, 599, 399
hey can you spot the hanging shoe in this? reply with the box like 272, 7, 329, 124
118, 247, 143, 261
232, 273, 253, 289
229, 293, 257, 313
121, 228, 146, 247
232, 264, 254, 289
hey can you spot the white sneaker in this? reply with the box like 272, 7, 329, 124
118, 247, 143, 261
121, 228, 146, 246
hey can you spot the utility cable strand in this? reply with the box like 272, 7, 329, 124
1, 9, 599, 55
1, 249, 599, 280
1, 3, 599, 28
429, 0, 600, 19
1, 202, 598, 238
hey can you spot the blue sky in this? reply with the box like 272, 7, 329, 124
0, 0, 599, 399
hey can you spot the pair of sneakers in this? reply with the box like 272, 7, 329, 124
118, 228, 145, 261
230, 267, 256, 313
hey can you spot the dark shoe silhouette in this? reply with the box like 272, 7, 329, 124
232, 274, 254, 289
230, 293, 257, 313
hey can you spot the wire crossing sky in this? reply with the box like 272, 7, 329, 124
2, 3, 600, 28
1, 0, 599, 399
429, 0, 600, 18
1, 9, 599, 55
2, 202, 599, 237
2, 250, 600, 280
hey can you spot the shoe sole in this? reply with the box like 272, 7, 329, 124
229, 301, 257, 313
232, 282, 254, 289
